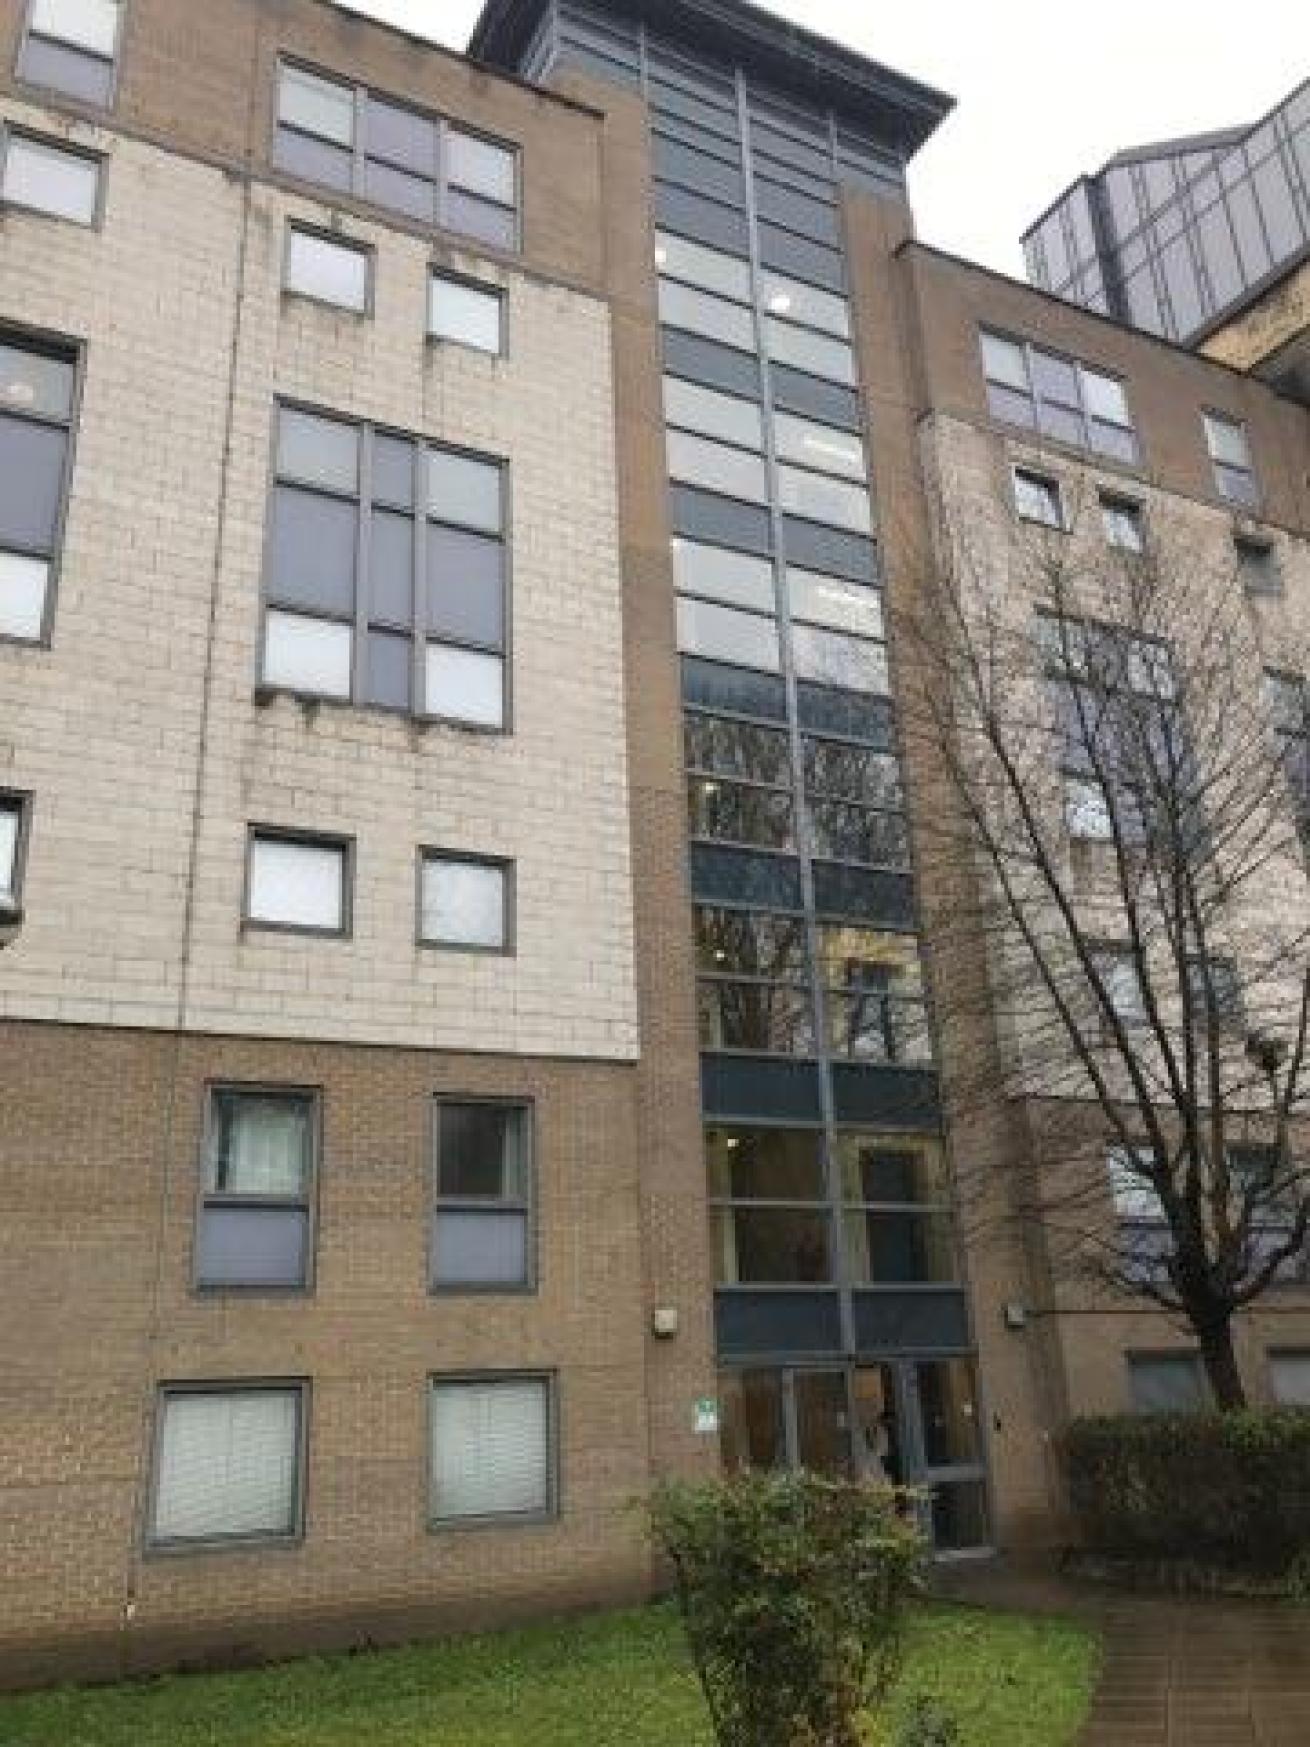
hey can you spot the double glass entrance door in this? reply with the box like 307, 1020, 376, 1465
720, 1358, 990, 1552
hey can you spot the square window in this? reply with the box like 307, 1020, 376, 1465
420, 853, 510, 950
1, 132, 100, 225
1065, 775, 1113, 840
1101, 495, 1144, 552
284, 227, 371, 313
980, 331, 1029, 392
424, 643, 505, 728
277, 65, 355, 147
430, 274, 504, 355
1107, 1144, 1165, 1221
0, 795, 25, 903
432, 1101, 531, 1289
0, 551, 49, 642
29, 0, 119, 58
247, 831, 349, 935
1013, 467, 1063, 528
1270, 1352, 1310, 1407
197, 1089, 316, 1290
1235, 536, 1280, 596
1092, 945, 1146, 1028
262, 610, 353, 699
429, 1375, 553, 1524
150, 1387, 305, 1546
428, 449, 504, 535
447, 130, 517, 205
676, 597, 780, 673
1126, 1353, 1208, 1414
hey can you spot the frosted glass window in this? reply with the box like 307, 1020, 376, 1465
1270, 1353, 1310, 1407
759, 271, 850, 337
1108, 1145, 1165, 1221
425, 643, 504, 727
151, 1389, 302, 1544
429, 1377, 551, 1522
667, 432, 768, 502
428, 451, 503, 534
0, 552, 49, 642
31, 0, 119, 57
2, 135, 99, 225
262, 611, 352, 699
778, 465, 871, 533
765, 318, 856, 385
1083, 370, 1130, 425
206, 1091, 313, 1198
448, 130, 516, 204
420, 855, 508, 949
787, 569, 882, 638
1065, 776, 1113, 841
672, 538, 775, 612
663, 377, 762, 449
248, 834, 347, 933
0, 803, 19, 900
276, 410, 359, 494
430, 275, 504, 354
677, 597, 780, 672
285, 228, 370, 312
278, 66, 355, 146
1127, 1354, 1207, 1414
655, 231, 752, 301
659, 280, 756, 351
773, 413, 865, 478
793, 624, 888, 693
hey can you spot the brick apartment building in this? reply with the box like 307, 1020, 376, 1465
0, 0, 1308, 1685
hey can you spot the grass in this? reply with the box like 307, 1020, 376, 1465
0, 1601, 1098, 1747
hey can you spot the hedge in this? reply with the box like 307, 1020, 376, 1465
1065, 1409, 1310, 1574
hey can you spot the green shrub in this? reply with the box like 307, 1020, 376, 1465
1065, 1409, 1310, 1574
649, 1471, 926, 1747
895, 1695, 963, 1745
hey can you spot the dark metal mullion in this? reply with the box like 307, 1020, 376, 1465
352, 432, 372, 703
736, 68, 854, 1359
412, 445, 428, 714
350, 85, 367, 197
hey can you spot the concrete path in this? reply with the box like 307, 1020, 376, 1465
935, 1566, 1310, 1746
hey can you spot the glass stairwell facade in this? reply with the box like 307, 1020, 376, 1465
513, 0, 991, 1551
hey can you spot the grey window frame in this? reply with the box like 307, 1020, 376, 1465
982, 328, 1140, 466
193, 1083, 321, 1296
0, 123, 105, 228
15, 0, 125, 110
0, 790, 32, 904
0, 321, 81, 650
259, 399, 512, 734
1125, 1350, 1209, 1414
416, 847, 515, 955
144, 1379, 310, 1555
242, 824, 354, 940
1100, 491, 1145, 553
426, 1369, 559, 1531
281, 221, 375, 316
428, 265, 507, 356
430, 1096, 536, 1296
1202, 409, 1260, 508
1012, 465, 1066, 530
272, 57, 520, 253
1234, 532, 1280, 597
840, 1133, 957, 1286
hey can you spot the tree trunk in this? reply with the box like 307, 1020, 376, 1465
1197, 1317, 1247, 1410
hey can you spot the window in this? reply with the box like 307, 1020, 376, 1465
1091, 944, 1146, 1028
840, 1133, 955, 1284
672, 538, 775, 613
708, 1126, 830, 1284
819, 926, 932, 1065
777, 466, 872, 534
429, 1374, 554, 1524
658, 279, 756, 352
284, 226, 371, 313
1107, 1144, 1165, 1221
0, 130, 100, 225
773, 412, 865, 479
149, 1385, 306, 1547
792, 624, 888, 693
0, 794, 27, 905
430, 273, 504, 355
1235, 535, 1279, 596
760, 271, 850, 337
1065, 776, 1113, 841
1184, 955, 1243, 1031
1269, 1352, 1310, 1407
1126, 1352, 1208, 1414
697, 907, 815, 1057
0, 334, 76, 644
1012, 467, 1063, 529
18, 0, 122, 106
1265, 670, 1310, 845
196, 1089, 316, 1290
654, 230, 752, 302
1101, 494, 1144, 553
765, 317, 856, 385
1203, 411, 1258, 506
664, 377, 763, 451
274, 63, 519, 250
419, 851, 510, 951
982, 331, 1138, 463
676, 597, 780, 673
261, 406, 508, 728
431, 1101, 531, 1289
667, 430, 768, 503
246, 829, 349, 936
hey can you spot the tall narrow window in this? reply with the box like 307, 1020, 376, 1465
149, 1386, 306, 1547
246, 829, 350, 936
431, 1101, 532, 1289
1203, 411, 1258, 506
0, 794, 27, 905
0, 130, 100, 226
196, 1089, 317, 1290
429, 1374, 554, 1524
18, 0, 122, 107
0, 334, 77, 643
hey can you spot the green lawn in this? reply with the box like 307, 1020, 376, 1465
0, 1602, 1098, 1747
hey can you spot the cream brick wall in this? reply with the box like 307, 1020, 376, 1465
0, 98, 638, 1060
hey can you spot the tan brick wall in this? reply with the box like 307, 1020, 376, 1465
0, 93, 638, 1062
0, 1020, 654, 1686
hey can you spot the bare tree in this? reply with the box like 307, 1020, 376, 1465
898, 466, 1310, 1408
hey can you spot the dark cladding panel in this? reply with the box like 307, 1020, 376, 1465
702, 1053, 822, 1121
830, 1063, 941, 1129
716, 1289, 843, 1356
682, 657, 788, 721
812, 862, 915, 924
691, 845, 802, 908
852, 1289, 970, 1352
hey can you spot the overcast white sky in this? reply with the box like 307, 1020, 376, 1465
345, 0, 1309, 276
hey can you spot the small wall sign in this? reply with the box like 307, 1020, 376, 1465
693, 1397, 720, 1435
